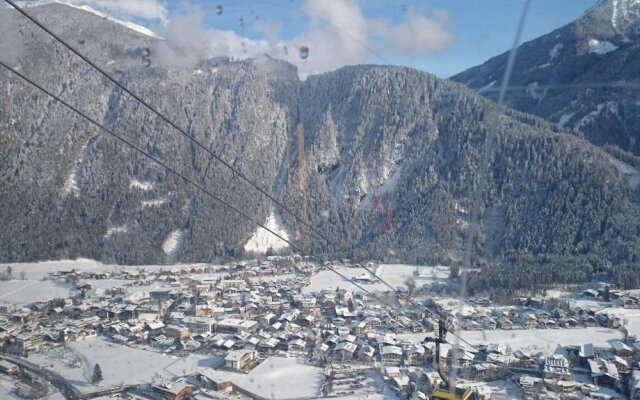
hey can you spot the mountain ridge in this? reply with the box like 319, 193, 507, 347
1, 3, 639, 266
452, 0, 640, 156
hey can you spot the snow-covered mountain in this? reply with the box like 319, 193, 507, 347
452, 0, 640, 156
14, 0, 161, 38
2, 2, 640, 265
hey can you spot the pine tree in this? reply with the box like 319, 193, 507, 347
91, 363, 103, 385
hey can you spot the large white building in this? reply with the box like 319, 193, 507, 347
225, 349, 257, 372
182, 316, 215, 334
215, 318, 258, 334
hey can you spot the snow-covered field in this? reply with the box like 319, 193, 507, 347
0, 259, 220, 281
400, 326, 624, 354
244, 211, 290, 254
588, 38, 617, 54
29, 338, 224, 391
233, 356, 323, 399
248, 273, 297, 284
0, 376, 17, 399
303, 264, 449, 293
0, 279, 73, 305
0, 259, 106, 280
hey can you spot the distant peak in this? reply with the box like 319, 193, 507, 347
15, 0, 162, 39
586, 0, 640, 42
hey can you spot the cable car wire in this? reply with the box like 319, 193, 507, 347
3, 0, 413, 323
2, 0, 481, 350
0, 58, 478, 351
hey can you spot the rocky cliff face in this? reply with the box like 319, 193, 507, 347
2, 3, 639, 265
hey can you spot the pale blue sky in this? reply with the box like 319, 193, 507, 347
160, 0, 597, 77
75, 0, 598, 77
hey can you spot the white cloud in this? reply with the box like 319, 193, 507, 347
290, 0, 371, 76
152, 8, 271, 68
134, 0, 453, 76
282, 0, 454, 76
375, 9, 453, 55
69, 0, 168, 22
253, 19, 282, 43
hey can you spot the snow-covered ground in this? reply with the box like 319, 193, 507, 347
0, 279, 73, 305
248, 273, 297, 284
303, 264, 449, 294
129, 179, 153, 191
574, 101, 619, 130
141, 198, 167, 208
29, 338, 223, 391
104, 225, 127, 238
162, 229, 183, 255
0, 259, 228, 281
0, 376, 18, 399
526, 82, 546, 101
549, 42, 563, 60
0, 259, 108, 280
400, 326, 624, 355
233, 356, 323, 399
18, 0, 162, 38
477, 80, 496, 94
0, 259, 240, 307
244, 211, 290, 254
557, 111, 576, 128
588, 38, 618, 54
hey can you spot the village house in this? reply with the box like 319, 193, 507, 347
381, 345, 403, 365
225, 349, 257, 372
589, 358, 620, 388
151, 381, 195, 400
495, 316, 512, 330
544, 355, 571, 381
182, 316, 215, 334
521, 313, 538, 329
611, 340, 634, 358
215, 318, 258, 334
334, 341, 358, 361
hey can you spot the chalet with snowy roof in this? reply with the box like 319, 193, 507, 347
611, 340, 634, 358
152, 381, 194, 400
581, 314, 597, 327
225, 349, 257, 372
381, 345, 403, 365
589, 358, 620, 388
521, 313, 538, 329
578, 343, 595, 364
334, 341, 358, 361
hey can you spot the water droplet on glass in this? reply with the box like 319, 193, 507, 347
239, 17, 244, 28
142, 48, 151, 57
216, 5, 223, 15
299, 45, 309, 60
143, 58, 151, 67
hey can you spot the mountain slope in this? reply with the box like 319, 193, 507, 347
451, 0, 640, 155
1, 2, 640, 265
